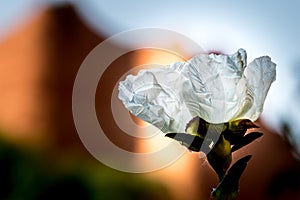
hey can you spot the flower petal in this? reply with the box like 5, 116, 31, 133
118, 65, 190, 132
180, 48, 247, 123
238, 56, 277, 121
118, 49, 276, 133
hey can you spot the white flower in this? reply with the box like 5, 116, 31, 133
118, 49, 276, 133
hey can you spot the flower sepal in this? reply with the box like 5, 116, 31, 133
165, 116, 263, 200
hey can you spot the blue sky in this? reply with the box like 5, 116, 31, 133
1, 0, 300, 143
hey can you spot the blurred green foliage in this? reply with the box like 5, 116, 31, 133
0, 136, 170, 200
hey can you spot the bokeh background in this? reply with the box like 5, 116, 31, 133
0, 0, 300, 199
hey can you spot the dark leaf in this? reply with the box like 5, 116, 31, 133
186, 116, 225, 144
207, 134, 232, 180
185, 116, 201, 135
165, 133, 205, 152
185, 116, 208, 138
223, 119, 259, 144
212, 155, 252, 200
231, 132, 263, 152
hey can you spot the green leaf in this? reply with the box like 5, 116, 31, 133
207, 134, 232, 180
165, 133, 205, 152
166, 117, 224, 152
185, 116, 208, 138
231, 132, 263, 152
212, 155, 252, 200
223, 119, 259, 144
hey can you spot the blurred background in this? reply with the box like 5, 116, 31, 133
0, 0, 300, 199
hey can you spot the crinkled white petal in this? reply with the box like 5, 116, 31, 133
240, 56, 277, 120
118, 49, 276, 133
